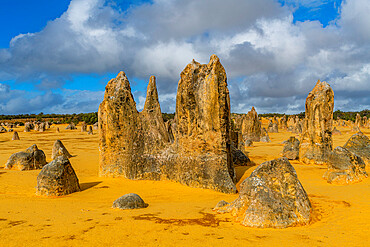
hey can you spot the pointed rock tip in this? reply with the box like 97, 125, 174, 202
209, 54, 220, 63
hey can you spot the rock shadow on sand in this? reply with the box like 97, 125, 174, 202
80, 181, 103, 191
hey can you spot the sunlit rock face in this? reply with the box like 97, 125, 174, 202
99, 55, 237, 193
215, 157, 311, 228
241, 107, 261, 142
323, 146, 367, 185
343, 132, 370, 165
299, 80, 334, 164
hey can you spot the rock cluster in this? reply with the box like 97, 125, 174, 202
112, 193, 148, 210
66, 123, 77, 130
36, 156, 80, 196
299, 80, 334, 164
99, 55, 239, 193
215, 157, 311, 228
4, 144, 47, 170
323, 146, 367, 184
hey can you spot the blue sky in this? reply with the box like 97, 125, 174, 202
0, 0, 369, 114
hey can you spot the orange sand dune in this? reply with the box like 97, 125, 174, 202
0, 124, 369, 246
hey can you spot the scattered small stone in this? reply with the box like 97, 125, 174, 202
112, 193, 148, 210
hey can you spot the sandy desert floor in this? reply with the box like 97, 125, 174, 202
0, 124, 369, 247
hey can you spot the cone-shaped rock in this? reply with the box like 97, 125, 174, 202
36, 156, 80, 196
215, 157, 311, 228
5, 144, 47, 170
323, 146, 367, 184
241, 107, 261, 141
112, 193, 148, 210
173, 55, 236, 193
343, 132, 370, 164
299, 80, 334, 164
12, 131, 20, 140
140, 76, 170, 146
52, 140, 72, 160
81, 122, 87, 132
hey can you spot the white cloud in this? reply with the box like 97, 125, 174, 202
0, 0, 369, 114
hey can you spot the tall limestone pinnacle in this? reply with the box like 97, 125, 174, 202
98, 54, 237, 193
299, 80, 334, 164
241, 107, 261, 142
174, 54, 236, 193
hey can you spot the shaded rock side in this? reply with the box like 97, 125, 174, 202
4, 144, 47, 170
241, 107, 261, 142
215, 157, 311, 228
174, 55, 236, 193
282, 136, 300, 160
343, 132, 370, 164
323, 146, 367, 184
112, 193, 148, 210
260, 127, 271, 143
88, 126, 93, 135
36, 156, 80, 196
52, 140, 72, 160
299, 80, 334, 164
99, 71, 169, 180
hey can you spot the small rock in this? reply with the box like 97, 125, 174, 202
245, 139, 253, 147
12, 131, 20, 140
282, 136, 300, 160
5, 144, 47, 170
112, 193, 148, 209
213, 200, 229, 210
343, 132, 370, 164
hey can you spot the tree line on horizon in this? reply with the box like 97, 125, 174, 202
0, 109, 368, 125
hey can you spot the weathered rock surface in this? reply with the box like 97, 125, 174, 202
93, 122, 98, 130
36, 156, 80, 196
0, 126, 7, 133
12, 131, 20, 140
245, 139, 253, 147
343, 132, 370, 164
299, 80, 334, 164
215, 157, 311, 228
24, 122, 32, 132
282, 137, 300, 160
52, 140, 72, 160
112, 193, 148, 210
241, 107, 261, 142
4, 144, 47, 170
99, 55, 237, 193
324, 146, 367, 184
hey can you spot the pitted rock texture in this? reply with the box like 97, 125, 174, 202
241, 107, 261, 142
112, 193, 148, 210
36, 156, 80, 196
52, 140, 72, 160
343, 132, 370, 164
282, 136, 300, 160
4, 144, 47, 170
99, 55, 237, 193
215, 157, 311, 228
323, 146, 367, 184
299, 80, 334, 164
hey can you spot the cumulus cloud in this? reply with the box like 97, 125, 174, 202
0, 0, 369, 114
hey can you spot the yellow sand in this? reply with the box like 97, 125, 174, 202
0, 124, 369, 247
